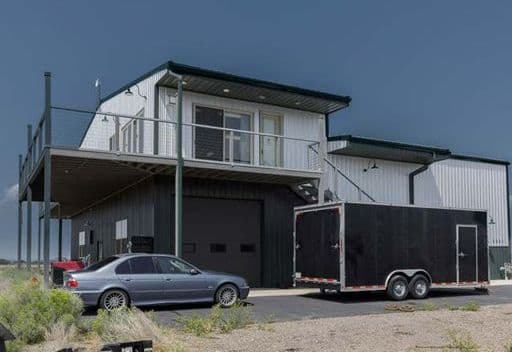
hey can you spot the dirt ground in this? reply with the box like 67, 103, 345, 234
180, 303, 512, 351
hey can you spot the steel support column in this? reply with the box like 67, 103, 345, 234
174, 78, 183, 258
26, 186, 32, 270
43, 72, 52, 287
17, 155, 22, 269
58, 206, 63, 261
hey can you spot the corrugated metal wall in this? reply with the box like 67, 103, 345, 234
81, 69, 167, 153
153, 175, 305, 288
70, 178, 155, 260
326, 154, 421, 204
414, 159, 509, 247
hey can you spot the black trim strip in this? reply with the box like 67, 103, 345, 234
409, 165, 429, 204
450, 154, 510, 166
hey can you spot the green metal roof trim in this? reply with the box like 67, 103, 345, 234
329, 135, 510, 166
328, 135, 451, 155
100, 60, 351, 113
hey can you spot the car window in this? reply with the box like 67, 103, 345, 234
128, 257, 157, 274
155, 256, 194, 274
84, 256, 118, 271
115, 260, 131, 275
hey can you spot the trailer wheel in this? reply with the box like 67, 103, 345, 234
409, 274, 429, 299
387, 275, 409, 301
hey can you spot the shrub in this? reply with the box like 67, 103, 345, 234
0, 276, 83, 346
447, 330, 479, 351
178, 303, 253, 336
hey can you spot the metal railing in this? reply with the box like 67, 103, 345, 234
308, 144, 376, 202
20, 106, 322, 190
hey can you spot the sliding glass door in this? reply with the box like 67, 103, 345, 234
194, 106, 252, 164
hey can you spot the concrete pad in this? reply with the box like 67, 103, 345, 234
249, 288, 318, 297
490, 279, 512, 286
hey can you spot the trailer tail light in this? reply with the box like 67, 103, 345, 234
66, 277, 79, 289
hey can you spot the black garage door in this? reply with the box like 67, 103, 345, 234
182, 197, 262, 287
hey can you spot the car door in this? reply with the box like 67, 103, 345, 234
116, 256, 165, 304
154, 256, 214, 303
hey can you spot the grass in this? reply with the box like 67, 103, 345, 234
178, 303, 253, 336
447, 301, 481, 312
421, 302, 439, 311
446, 330, 479, 351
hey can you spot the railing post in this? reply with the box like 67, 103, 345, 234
17, 155, 22, 269
114, 116, 120, 152
229, 130, 234, 164
43, 72, 52, 287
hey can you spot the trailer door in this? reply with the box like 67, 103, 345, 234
295, 207, 340, 282
457, 225, 478, 283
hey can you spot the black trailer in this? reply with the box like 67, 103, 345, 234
293, 201, 489, 300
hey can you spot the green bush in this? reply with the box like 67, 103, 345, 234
0, 277, 83, 346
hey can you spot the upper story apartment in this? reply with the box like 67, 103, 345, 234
80, 61, 351, 176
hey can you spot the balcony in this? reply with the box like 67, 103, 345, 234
19, 106, 323, 217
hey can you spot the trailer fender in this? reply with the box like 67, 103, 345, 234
384, 269, 432, 288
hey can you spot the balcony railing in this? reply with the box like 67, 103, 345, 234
20, 106, 322, 191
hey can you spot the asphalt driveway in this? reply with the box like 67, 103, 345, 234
151, 285, 512, 326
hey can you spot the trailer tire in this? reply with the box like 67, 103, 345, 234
387, 275, 409, 301
409, 274, 429, 299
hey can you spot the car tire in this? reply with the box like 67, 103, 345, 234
215, 284, 239, 308
409, 274, 430, 299
100, 289, 129, 311
387, 275, 409, 301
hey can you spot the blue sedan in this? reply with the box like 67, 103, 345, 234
64, 253, 250, 310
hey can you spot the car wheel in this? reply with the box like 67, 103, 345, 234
100, 289, 129, 311
409, 274, 430, 299
215, 284, 239, 308
387, 275, 409, 301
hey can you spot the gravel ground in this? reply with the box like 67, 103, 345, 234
180, 303, 512, 351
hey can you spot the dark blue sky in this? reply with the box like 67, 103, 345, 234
1, 1, 510, 259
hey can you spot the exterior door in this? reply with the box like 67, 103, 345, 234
457, 225, 478, 283
295, 208, 340, 281
260, 113, 281, 167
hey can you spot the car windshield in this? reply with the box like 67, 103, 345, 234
84, 256, 118, 271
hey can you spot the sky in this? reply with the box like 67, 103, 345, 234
0, 1, 511, 260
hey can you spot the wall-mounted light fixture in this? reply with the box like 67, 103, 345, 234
489, 216, 496, 225
363, 160, 379, 172
125, 84, 147, 100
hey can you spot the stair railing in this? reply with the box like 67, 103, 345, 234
307, 143, 376, 203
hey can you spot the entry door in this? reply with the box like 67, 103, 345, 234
295, 208, 340, 280
457, 225, 478, 283
260, 113, 282, 167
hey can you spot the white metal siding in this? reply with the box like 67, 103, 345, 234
326, 154, 421, 204
159, 87, 324, 170
81, 69, 167, 153
414, 159, 509, 247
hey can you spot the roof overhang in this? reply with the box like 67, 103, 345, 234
328, 135, 452, 164
141, 61, 351, 114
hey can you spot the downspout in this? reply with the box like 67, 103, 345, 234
153, 85, 160, 155
409, 164, 429, 205
167, 70, 184, 258
317, 114, 330, 204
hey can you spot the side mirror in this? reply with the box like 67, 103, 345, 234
189, 268, 200, 275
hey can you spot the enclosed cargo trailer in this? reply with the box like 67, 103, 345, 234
293, 202, 489, 300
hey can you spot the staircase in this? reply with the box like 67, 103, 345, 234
293, 145, 376, 204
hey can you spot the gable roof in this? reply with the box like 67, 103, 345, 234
101, 60, 351, 114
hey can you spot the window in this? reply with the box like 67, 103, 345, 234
210, 243, 226, 253
155, 256, 195, 274
115, 260, 131, 275
115, 219, 128, 254
84, 256, 117, 272
240, 244, 256, 253
78, 231, 86, 258
194, 106, 252, 164
129, 257, 157, 274
121, 109, 144, 154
